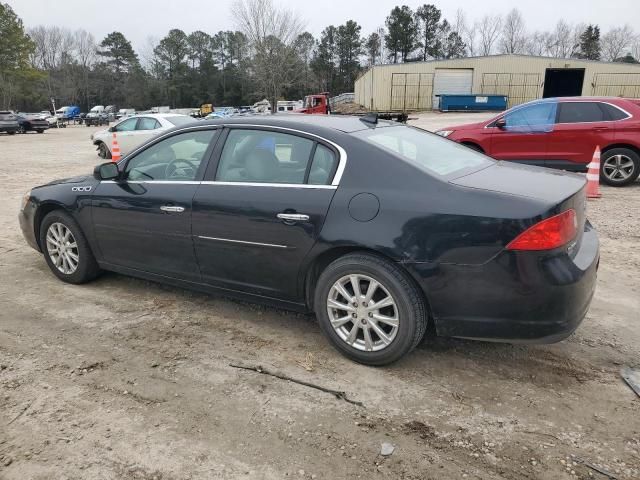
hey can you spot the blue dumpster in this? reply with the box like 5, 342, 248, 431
439, 94, 508, 112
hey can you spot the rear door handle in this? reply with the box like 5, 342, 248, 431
160, 205, 185, 213
277, 213, 310, 222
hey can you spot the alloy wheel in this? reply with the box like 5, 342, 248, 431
46, 222, 79, 274
603, 154, 635, 182
326, 274, 399, 352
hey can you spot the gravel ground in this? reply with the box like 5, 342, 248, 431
0, 117, 639, 480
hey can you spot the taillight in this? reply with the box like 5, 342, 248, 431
506, 209, 577, 251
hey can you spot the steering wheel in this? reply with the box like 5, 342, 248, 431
165, 159, 197, 180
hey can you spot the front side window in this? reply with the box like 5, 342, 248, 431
502, 102, 557, 128
216, 129, 315, 184
557, 102, 607, 123
114, 118, 137, 132
137, 117, 161, 130
354, 126, 492, 178
125, 129, 215, 181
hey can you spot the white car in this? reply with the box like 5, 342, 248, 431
91, 113, 195, 159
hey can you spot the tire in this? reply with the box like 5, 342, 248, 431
36, 130, 44, 134
97, 142, 111, 159
314, 253, 428, 366
600, 148, 640, 186
39, 210, 101, 284
8, 131, 16, 135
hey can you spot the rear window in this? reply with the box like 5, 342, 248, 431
599, 103, 629, 121
0, 112, 17, 120
166, 115, 195, 127
557, 102, 607, 123
353, 126, 492, 178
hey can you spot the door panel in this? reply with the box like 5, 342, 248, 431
92, 182, 201, 280
192, 127, 339, 301
192, 185, 335, 300
546, 102, 616, 168
488, 102, 557, 164
91, 128, 219, 281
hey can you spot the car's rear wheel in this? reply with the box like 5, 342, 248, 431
314, 253, 427, 365
97, 142, 111, 159
40, 210, 101, 284
600, 148, 640, 186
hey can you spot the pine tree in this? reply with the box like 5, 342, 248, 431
576, 25, 601, 60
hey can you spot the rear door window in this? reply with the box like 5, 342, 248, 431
137, 117, 161, 130
557, 102, 607, 123
216, 129, 315, 184
599, 103, 629, 121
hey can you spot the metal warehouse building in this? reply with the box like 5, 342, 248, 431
355, 54, 640, 111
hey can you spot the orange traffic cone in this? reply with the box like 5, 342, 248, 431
586, 146, 602, 199
111, 133, 121, 163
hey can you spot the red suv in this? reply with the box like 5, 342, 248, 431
436, 97, 640, 186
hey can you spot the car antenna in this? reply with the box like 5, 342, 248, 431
360, 112, 378, 125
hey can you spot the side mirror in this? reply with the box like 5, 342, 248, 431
94, 162, 119, 181
108, 126, 115, 132
495, 118, 507, 129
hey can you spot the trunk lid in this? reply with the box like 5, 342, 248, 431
451, 161, 588, 256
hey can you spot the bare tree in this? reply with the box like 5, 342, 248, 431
453, 9, 470, 57
500, 8, 526, 54
477, 15, 502, 56
525, 31, 553, 56
463, 22, 477, 56
232, 0, 305, 112
601, 25, 634, 61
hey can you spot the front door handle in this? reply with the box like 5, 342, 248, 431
277, 213, 310, 222
160, 205, 185, 213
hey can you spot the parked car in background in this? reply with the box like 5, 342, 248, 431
0, 111, 20, 134
15, 113, 49, 133
85, 112, 110, 127
91, 113, 195, 158
116, 108, 136, 120
436, 97, 640, 186
22, 115, 599, 365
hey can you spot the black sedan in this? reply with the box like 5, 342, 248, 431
19, 115, 599, 365
16, 113, 50, 133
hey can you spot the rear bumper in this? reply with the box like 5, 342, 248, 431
404, 222, 599, 343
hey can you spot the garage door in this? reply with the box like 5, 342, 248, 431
433, 69, 473, 109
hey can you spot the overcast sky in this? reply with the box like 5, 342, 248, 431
6, 0, 640, 51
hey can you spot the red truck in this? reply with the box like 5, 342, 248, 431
296, 92, 408, 123
296, 93, 332, 114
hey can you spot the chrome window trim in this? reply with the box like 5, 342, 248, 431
221, 124, 347, 186
114, 122, 347, 187
101, 180, 201, 185
200, 181, 336, 190
197, 235, 289, 249
554, 100, 633, 124
100, 180, 336, 189
483, 100, 633, 129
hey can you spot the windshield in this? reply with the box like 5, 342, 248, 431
354, 126, 493, 178
166, 115, 196, 127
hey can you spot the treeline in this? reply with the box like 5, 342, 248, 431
1, 1, 639, 112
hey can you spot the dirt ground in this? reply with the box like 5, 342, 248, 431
0, 115, 639, 480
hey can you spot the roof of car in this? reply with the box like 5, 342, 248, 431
197, 113, 397, 133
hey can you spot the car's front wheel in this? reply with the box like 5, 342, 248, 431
600, 148, 640, 186
97, 142, 111, 159
315, 253, 428, 366
40, 210, 101, 284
